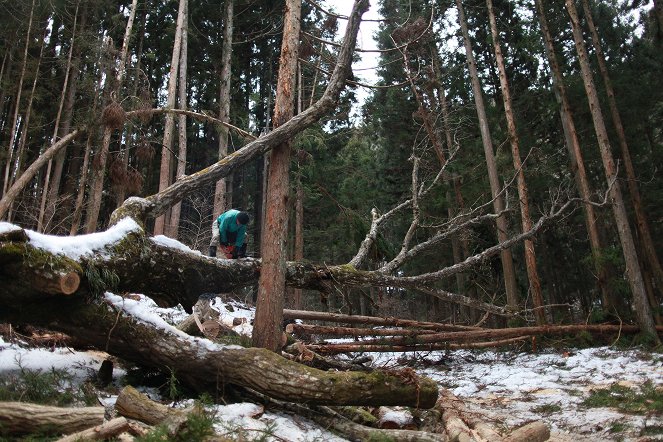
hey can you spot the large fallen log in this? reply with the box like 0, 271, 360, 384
0, 288, 438, 407
0, 402, 105, 436
287, 322, 439, 338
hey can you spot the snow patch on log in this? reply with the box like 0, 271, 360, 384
1, 218, 142, 259
104, 293, 243, 351
151, 235, 202, 255
0, 222, 22, 235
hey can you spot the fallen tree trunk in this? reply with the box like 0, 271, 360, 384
0, 402, 105, 436
287, 322, 440, 338
284, 310, 482, 331
0, 286, 439, 407
305, 336, 531, 354
306, 324, 659, 349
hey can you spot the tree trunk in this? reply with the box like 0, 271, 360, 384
167, 0, 189, 239
40, 2, 83, 233
565, 0, 659, 342
253, 0, 301, 352
455, 0, 519, 311
534, 0, 614, 311
487, 0, 545, 324
85, 0, 138, 233
154, 0, 186, 236
0, 402, 104, 436
212, 0, 234, 222
1, 0, 35, 200
582, 0, 663, 317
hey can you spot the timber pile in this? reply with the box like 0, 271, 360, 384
283, 309, 661, 354
0, 386, 552, 441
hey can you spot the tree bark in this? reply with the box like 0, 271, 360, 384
487, 0, 546, 324
0, 402, 104, 436
455, 0, 519, 311
253, 0, 301, 352
565, 0, 659, 342
154, 0, 186, 236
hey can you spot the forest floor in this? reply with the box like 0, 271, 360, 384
1, 294, 661, 441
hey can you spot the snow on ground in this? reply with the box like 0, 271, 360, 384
2, 293, 661, 441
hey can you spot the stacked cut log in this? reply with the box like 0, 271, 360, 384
283, 309, 531, 353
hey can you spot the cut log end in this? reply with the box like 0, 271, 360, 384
33, 271, 81, 295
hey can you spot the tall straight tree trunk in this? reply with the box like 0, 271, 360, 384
253, 0, 301, 351
167, 0, 189, 239
7, 29, 46, 223
565, 0, 659, 342
582, 0, 663, 312
85, 0, 138, 233
2, 0, 35, 201
42, 1, 84, 232
534, 0, 613, 310
213, 0, 234, 220
38, 3, 81, 232
114, 5, 146, 209
486, 0, 545, 324
455, 0, 519, 311
154, 0, 186, 236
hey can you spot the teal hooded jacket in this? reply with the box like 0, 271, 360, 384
217, 209, 247, 247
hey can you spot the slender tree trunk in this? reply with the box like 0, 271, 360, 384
212, 0, 234, 222
85, 0, 138, 233
41, 1, 83, 232
582, 0, 663, 315
167, 0, 189, 239
38, 4, 81, 233
534, 0, 614, 310
565, 0, 659, 342
253, 0, 301, 351
455, 0, 519, 310
114, 5, 146, 209
154, 0, 186, 236
1, 0, 35, 201
487, 0, 545, 324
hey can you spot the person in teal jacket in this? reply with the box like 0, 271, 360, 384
209, 209, 250, 258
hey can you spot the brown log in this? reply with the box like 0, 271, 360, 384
287, 322, 438, 338
503, 421, 550, 442
0, 402, 104, 436
283, 309, 481, 331
442, 408, 478, 442
55, 417, 131, 442
306, 336, 530, 354
308, 324, 656, 349
115, 386, 189, 434
439, 389, 503, 441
